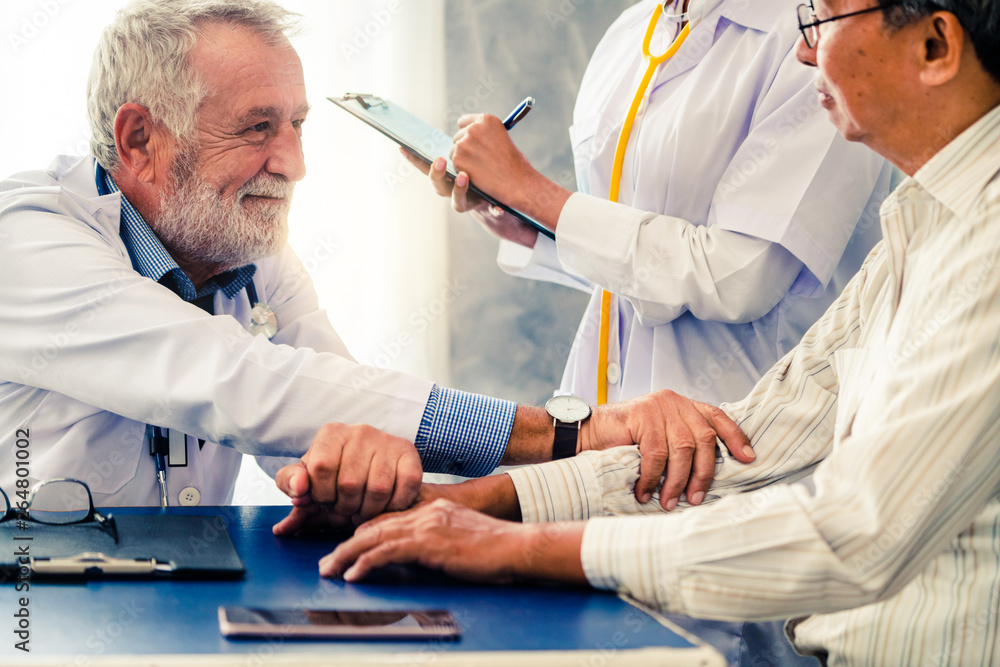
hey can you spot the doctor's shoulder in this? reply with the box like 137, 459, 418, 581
0, 155, 128, 251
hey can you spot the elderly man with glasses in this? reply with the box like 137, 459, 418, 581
326, 1, 1000, 664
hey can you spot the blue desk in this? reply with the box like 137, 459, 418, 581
1, 506, 724, 666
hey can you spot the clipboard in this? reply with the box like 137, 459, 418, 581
329, 93, 556, 241
0, 514, 245, 580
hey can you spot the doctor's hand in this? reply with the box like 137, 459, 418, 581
450, 114, 537, 201
451, 114, 571, 232
272, 423, 423, 536
400, 148, 539, 248
579, 390, 755, 512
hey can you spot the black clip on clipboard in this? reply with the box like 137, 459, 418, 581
329, 93, 556, 241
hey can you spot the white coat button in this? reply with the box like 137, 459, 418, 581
606, 362, 622, 385
178, 487, 201, 506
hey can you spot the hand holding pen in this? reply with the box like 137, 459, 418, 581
400, 95, 546, 246
406, 95, 536, 208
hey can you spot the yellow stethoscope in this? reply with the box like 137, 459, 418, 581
596, 1, 691, 405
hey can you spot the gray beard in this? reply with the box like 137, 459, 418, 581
153, 152, 292, 272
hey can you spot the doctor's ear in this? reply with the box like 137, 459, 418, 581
113, 103, 174, 185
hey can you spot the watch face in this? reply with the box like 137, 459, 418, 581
545, 395, 592, 422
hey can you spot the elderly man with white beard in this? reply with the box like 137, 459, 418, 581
0, 0, 756, 530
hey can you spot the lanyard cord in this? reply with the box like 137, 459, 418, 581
596, 8, 690, 405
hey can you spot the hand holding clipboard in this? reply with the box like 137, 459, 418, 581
328, 93, 555, 240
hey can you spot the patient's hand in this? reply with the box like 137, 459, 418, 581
319, 498, 586, 585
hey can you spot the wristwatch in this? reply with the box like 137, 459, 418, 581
544, 395, 592, 460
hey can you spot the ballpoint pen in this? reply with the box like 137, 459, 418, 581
502, 96, 534, 130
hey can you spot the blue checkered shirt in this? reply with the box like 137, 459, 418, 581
96, 162, 514, 476
415, 386, 516, 477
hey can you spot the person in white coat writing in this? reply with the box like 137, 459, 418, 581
411, 0, 890, 508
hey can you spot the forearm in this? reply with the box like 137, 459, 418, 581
505, 170, 573, 232
421, 474, 522, 521
499, 405, 557, 465
508, 522, 587, 585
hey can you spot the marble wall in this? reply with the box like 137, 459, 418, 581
442, 0, 634, 404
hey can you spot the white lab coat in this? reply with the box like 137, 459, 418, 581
499, 0, 890, 406
0, 155, 433, 507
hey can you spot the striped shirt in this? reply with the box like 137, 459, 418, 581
97, 165, 513, 477
508, 104, 1000, 666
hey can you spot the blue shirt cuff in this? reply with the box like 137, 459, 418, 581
414, 385, 515, 477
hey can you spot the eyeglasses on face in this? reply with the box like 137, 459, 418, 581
1, 478, 118, 544
797, 1, 906, 48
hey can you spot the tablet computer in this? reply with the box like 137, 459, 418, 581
218, 606, 461, 640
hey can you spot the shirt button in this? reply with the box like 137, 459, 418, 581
178, 487, 201, 506
905, 186, 921, 200
606, 362, 622, 385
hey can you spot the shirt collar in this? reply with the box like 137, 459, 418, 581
913, 104, 1000, 221
94, 162, 256, 301
650, 0, 795, 41
720, 0, 797, 33
634, 0, 792, 36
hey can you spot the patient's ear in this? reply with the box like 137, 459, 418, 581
917, 11, 965, 87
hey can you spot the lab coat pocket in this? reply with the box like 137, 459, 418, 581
26, 394, 143, 495
569, 110, 600, 150
830, 348, 877, 444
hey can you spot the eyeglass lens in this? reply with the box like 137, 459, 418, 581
29, 480, 91, 525
797, 4, 818, 47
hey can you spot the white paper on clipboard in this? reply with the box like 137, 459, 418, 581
328, 93, 555, 240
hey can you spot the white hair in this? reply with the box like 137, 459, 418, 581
86, 0, 300, 171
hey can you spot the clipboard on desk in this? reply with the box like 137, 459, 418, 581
329, 93, 556, 241
0, 514, 245, 580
